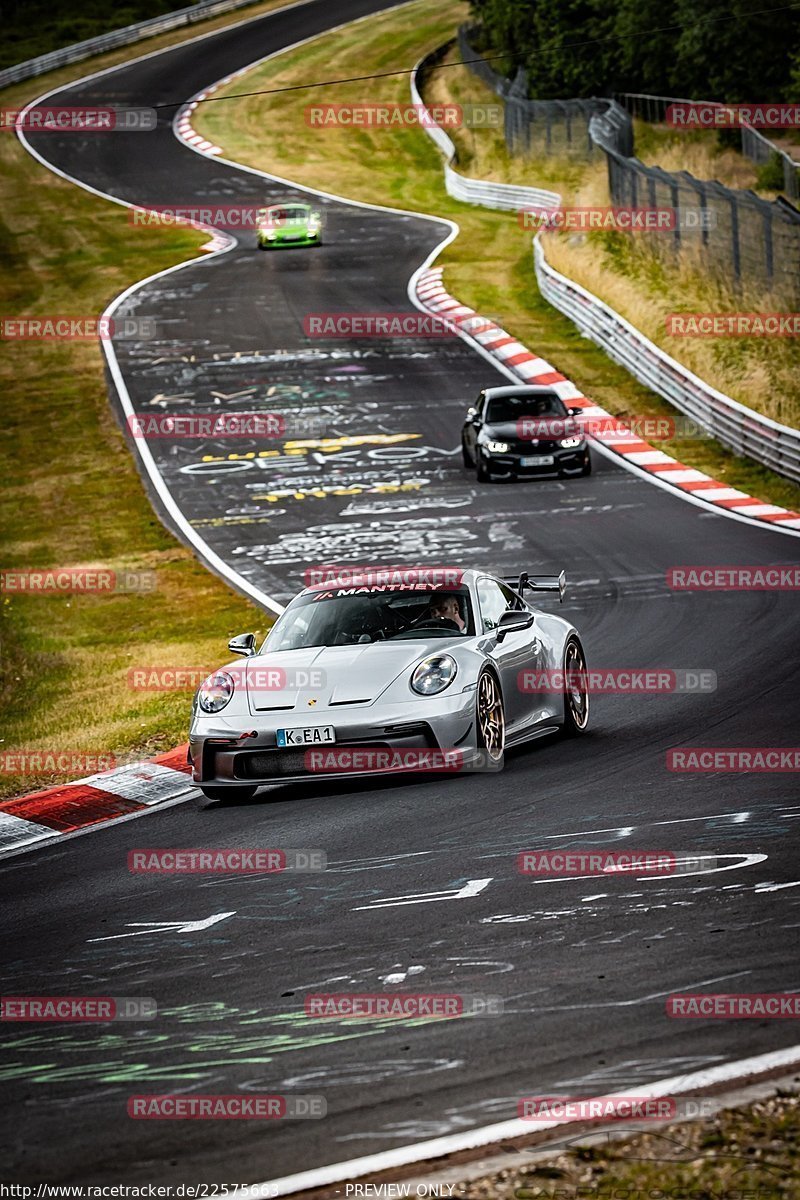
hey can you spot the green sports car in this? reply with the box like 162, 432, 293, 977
256, 203, 322, 249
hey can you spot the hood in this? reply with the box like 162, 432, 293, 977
483, 417, 578, 441
242, 641, 457, 714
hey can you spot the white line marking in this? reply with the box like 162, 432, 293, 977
249, 1043, 800, 1196
353, 878, 492, 911
88, 911, 235, 942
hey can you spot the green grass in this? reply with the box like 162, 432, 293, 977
194, 0, 800, 512
0, 0, 297, 800
0, 0, 194, 70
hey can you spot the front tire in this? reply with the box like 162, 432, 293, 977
562, 636, 590, 735
476, 669, 505, 767
462, 440, 474, 468
199, 785, 258, 802
476, 453, 491, 483
580, 453, 592, 476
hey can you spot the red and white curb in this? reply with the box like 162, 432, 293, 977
0, 746, 195, 856
416, 267, 800, 532
175, 91, 222, 156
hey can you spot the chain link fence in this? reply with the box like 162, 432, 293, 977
458, 24, 800, 303
457, 24, 607, 159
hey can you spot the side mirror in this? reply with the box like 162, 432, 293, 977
495, 609, 534, 642
567, 406, 583, 416
228, 632, 257, 657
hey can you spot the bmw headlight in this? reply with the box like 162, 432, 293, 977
410, 654, 458, 696
198, 671, 234, 713
559, 436, 582, 448
485, 439, 509, 454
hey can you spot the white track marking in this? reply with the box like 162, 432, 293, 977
0, 812, 56, 851
248, 1043, 800, 1196
88, 911, 235, 941
353, 878, 492, 911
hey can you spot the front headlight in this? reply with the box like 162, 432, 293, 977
265, 230, 278, 240
559, 436, 582, 448
484, 439, 509, 454
410, 654, 458, 696
198, 671, 234, 713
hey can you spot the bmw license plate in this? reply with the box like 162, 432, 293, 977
277, 725, 335, 747
520, 454, 555, 466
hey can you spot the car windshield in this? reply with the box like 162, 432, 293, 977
268, 207, 309, 223
263, 586, 474, 650
486, 392, 567, 423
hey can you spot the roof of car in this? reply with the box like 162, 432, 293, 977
481, 385, 563, 399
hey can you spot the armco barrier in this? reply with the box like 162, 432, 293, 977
533, 236, 800, 484
0, 0, 264, 89
412, 43, 800, 485
411, 47, 559, 214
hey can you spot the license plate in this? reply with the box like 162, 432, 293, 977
276, 725, 335, 747
520, 454, 555, 467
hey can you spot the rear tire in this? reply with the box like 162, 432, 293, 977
199, 785, 258, 802
562, 637, 590, 735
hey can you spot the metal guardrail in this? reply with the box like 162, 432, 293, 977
411, 48, 560, 213
0, 0, 263, 90
412, 38, 800, 482
533, 236, 800, 484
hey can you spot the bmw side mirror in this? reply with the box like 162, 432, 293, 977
228, 632, 257, 657
567, 406, 583, 416
495, 609, 534, 643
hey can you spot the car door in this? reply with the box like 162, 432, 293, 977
476, 576, 541, 727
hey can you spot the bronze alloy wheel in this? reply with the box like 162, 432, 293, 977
563, 637, 590, 733
477, 670, 505, 761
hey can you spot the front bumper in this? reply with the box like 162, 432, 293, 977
482, 445, 589, 476
189, 688, 478, 788
257, 231, 320, 248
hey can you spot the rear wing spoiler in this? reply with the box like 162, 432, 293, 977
502, 570, 566, 603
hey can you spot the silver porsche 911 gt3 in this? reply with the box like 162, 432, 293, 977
189, 567, 589, 800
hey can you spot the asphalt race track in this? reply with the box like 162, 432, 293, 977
4, 0, 800, 1186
